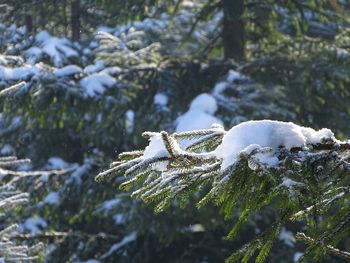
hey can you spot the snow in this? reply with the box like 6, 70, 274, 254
98, 199, 121, 212
21, 216, 47, 234
143, 134, 170, 171
79, 73, 116, 97
189, 93, 218, 114
183, 1, 195, 8
101, 66, 121, 75
0, 65, 38, 81
215, 120, 336, 170
54, 65, 82, 77
47, 157, 71, 169
293, 252, 303, 262
336, 48, 349, 59
281, 177, 303, 193
69, 159, 92, 185
213, 82, 227, 94
226, 69, 244, 82
83, 61, 105, 74
143, 134, 170, 159
241, 144, 279, 168
154, 93, 168, 107
278, 227, 295, 247
35, 31, 78, 67
176, 93, 223, 132
23, 47, 42, 63
100, 232, 137, 259
182, 224, 205, 233
125, 110, 135, 134
113, 213, 125, 225
43, 192, 60, 205
0, 144, 14, 155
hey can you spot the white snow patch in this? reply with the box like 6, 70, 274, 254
54, 65, 82, 77
213, 82, 227, 94
21, 216, 47, 234
215, 120, 336, 170
336, 48, 349, 59
281, 178, 303, 194
0, 65, 38, 81
189, 93, 217, 114
227, 69, 244, 82
176, 93, 222, 133
101, 66, 121, 75
278, 227, 295, 247
47, 157, 71, 169
69, 160, 91, 185
23, 47, 42, 63
154, 93, 168, 107
100, 232, 137, 259
0, 144, 14, 155
125, 110, 135, 134
44, 192, 60, 205
181, 223, 205, 233
98, 199, 121, 212
35, 31, 78, 67
80, 73, 116, 97
113, 214, 125, 225
293, 252, 303, 262
142, 134, 171, 171
83, 61, 105, 74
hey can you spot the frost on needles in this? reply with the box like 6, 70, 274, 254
96, 120, 350, 263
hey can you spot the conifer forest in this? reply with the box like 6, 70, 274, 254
1, 0, 350, 262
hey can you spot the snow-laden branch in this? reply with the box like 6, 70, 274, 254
0, 152, 73, 261
97, 120, 350, 262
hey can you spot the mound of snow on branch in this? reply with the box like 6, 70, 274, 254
0, 65, 39, 81
79, 73, 116, 97
54, 65, 82, 77
216, 120, 336, 170
34, 31, 78, 67
176, 93, 223, 132
142, 133, 172, 171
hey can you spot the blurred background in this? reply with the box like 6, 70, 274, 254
0, 0, 350, 262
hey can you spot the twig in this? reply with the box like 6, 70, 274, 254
296, 232, 350, 261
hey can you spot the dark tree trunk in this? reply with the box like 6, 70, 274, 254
222, 0, 245, 61
25, 14, 33, 34
63, 0, 68, 36
71, 0, 80, 41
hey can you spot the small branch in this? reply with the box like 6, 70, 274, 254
9, 231, 121, 241
161, 131, 176, 158
0, 82, 25, 98
296, 232, 350, 261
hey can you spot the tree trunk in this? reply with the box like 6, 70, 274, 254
71, 0, 80, 41
222, 0, 245, 61
25, 14, 33, 34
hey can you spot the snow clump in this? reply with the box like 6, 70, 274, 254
176, 93, 223, 132
215, 120, 336, 170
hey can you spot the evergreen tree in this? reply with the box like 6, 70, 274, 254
2, 1, 350, 262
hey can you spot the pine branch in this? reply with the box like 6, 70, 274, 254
296, 232, 350, 261
9, 231, 121, 241
0, 82, 25, 98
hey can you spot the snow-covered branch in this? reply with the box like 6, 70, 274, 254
97, 120, 350, 262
